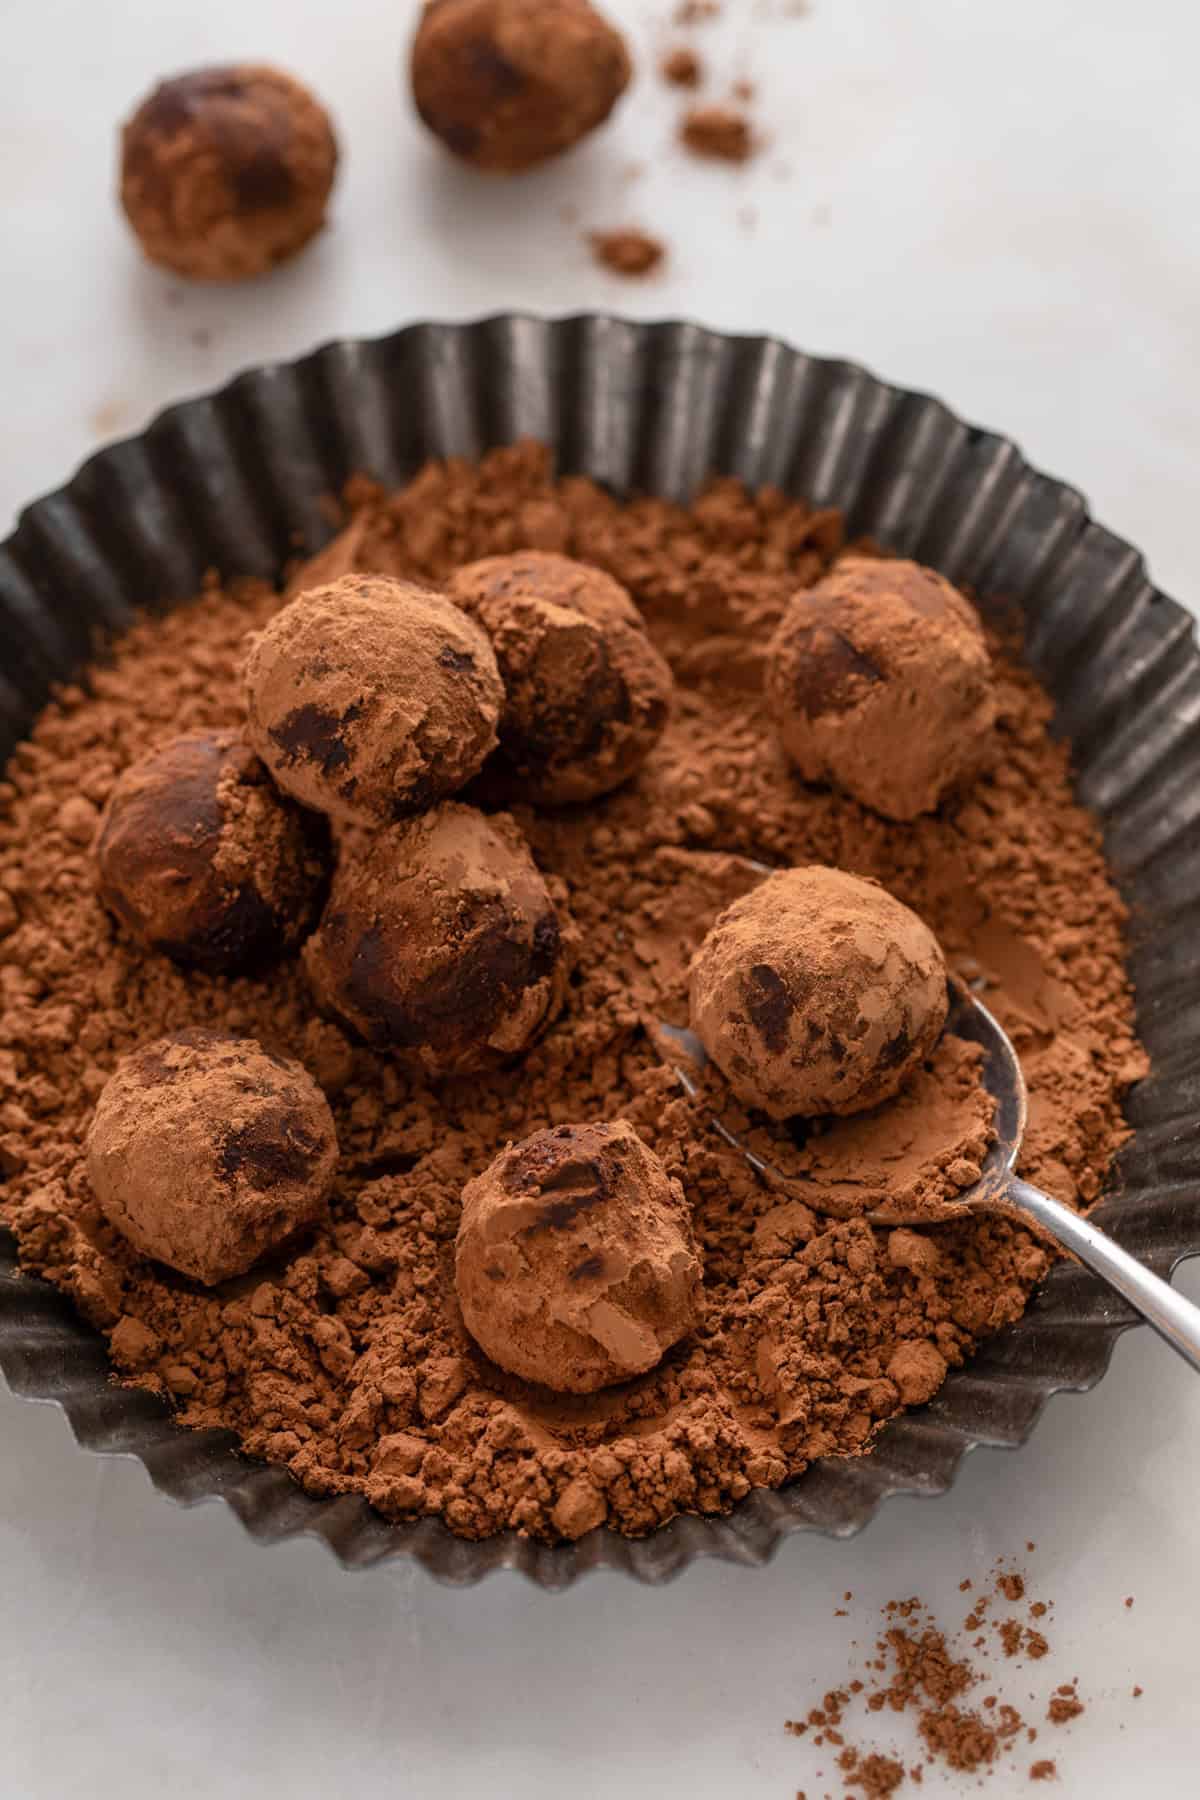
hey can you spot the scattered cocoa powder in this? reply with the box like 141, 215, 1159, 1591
0, 440, 1145, 1543
787, 1563, 1128, 1795
674, 0, 721, 21
680, 101, 756, 162
588, 227, 666, 277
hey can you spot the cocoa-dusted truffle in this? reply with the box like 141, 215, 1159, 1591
410, 0, 631, 172
688, 865, 948, 1119
95, 729, 327, 972
766, 557, 996, 821
119, 65, 338, 281
303, 802, 570, 1076
86, 1030, 338, 1286
244, 574, 503, 827
456, 1120, 703, 1393
448, 550, 674, 803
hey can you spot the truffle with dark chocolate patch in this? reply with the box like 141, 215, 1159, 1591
410, 0, 631, 172
688, 865, 949, 1119
119, 64, 338, 281
302, 802, 572, 1076
448, 550, 674, 803
95, 729, 328, 972
244, 574, 503, 827
455, 1120, 703, 1392
86, 1030, 338, 1285
766, 556, 996, 820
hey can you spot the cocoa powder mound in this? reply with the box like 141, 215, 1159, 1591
0, 440, 1146, 1542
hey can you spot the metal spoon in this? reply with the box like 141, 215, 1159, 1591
657, 986, 1200, 1374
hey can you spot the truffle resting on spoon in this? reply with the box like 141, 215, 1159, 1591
765, 557, 996, 821
86, 1030, 338, 1286
448, 550, 675, 803
244, 574, 503, 826
95, 728, 327, 972
302, 802, 571, 1077
688, 865, 948, 1120
455, 1120, 703, 1393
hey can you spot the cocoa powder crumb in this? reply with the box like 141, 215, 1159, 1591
1047, 1687, 1084, 1726
1030, 1762, 1057, 1782
588, 228, 666, 277
680, 103, 756, 162
0, 440, 1145, 1544
661, 45, 703, 86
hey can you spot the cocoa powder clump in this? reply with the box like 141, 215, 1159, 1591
680, 103, 756, 162
588, 228, 666, 277
0, 441, 1146, 1542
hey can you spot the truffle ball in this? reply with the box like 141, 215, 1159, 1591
119, 65, 338, 281
302, 802, 570, 1076
244, 574, 503, 827
688, 865, 948, 1120
95, 729, 328, 973
410, 0, 631, 172
448, 551, 674, 804
456, 1120, 703, 1393
766, 557, 996, 821
86, 1030, 338, 1286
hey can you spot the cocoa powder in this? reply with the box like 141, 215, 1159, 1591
788, 1560, 1113, 1795
0, 441, 1146, 1542
588, 227, 666, 277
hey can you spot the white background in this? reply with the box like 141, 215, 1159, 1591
2, 2, 1199, 1795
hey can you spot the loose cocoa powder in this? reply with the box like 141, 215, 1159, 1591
788, 1560, 1111, 1795
0, 440, 1146, 1542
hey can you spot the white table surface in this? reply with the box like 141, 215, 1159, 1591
3, 2, 1199, 1795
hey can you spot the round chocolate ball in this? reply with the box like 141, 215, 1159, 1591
119, 65, 338, 281
448, 550, 675, 804
302, 802, 570, 1076
95, 729, 328, 973
244, 574, 503, 827
765, 557, 997, 821
86, 1030, 338, 1286
410, 0, 631, 172
688, 866, 948, 1120
456, 1120, 703, 1393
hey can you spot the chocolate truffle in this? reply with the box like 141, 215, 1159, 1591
766, 557, 997, 821
688, 865, 949, 1119
448, 551, 674, 804
86, 1030, 338, 1286
244, 574, 503, 827
455, 1120, 703, 1393
302, 802, 570, 1076
95, 729, 327, 973
410, 0, 631, 172
119, 65, 338, 281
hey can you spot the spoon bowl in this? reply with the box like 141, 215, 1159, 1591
658, 987, 1200, 1373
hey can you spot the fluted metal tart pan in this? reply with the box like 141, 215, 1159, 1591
1, 315, 1196, 1588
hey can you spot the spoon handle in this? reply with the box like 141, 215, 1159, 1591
1009, 1178, 1200, 1374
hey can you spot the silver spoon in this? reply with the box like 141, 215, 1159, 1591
657, 986, 1200, 1374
